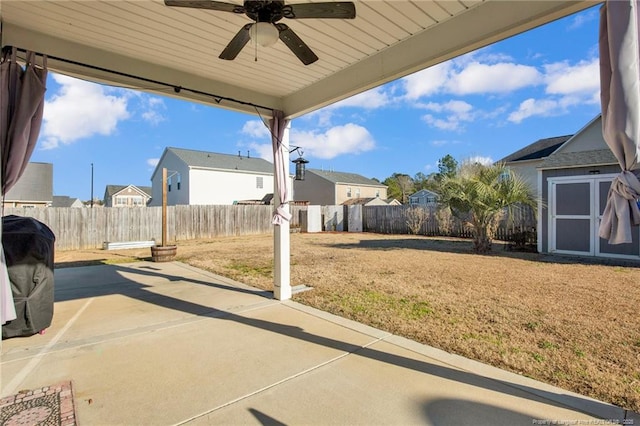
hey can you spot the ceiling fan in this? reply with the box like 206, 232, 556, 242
164, 0, 356, 65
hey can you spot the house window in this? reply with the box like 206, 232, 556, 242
256, 177, 263, 189
410, 198, 418, 205
499, 167, 511, 182
346, 187, 352, 197
355, 187, 361, 198
375, 190, 380, 197
177, 174, 181, 190
168, 177, 172, 192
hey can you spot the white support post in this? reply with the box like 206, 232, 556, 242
273, 123, 291, 300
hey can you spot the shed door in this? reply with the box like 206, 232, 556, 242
596, 179, 640, 259
550, 180, 594, 255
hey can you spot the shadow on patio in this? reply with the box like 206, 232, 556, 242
1, 261, 632, 425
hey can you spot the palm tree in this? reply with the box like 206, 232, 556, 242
439, 162, 537, 253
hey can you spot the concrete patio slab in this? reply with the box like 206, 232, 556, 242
1, 261, 634, 425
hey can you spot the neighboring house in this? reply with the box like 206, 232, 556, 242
538, 114, 639, 260
497, 135, 572, 197
408, 189, 439, 207
3, 162, 53, 208
104, 185, 152, 207
150, 147, 286, 206
293, 169, 387, 205
52, 196, 84, 208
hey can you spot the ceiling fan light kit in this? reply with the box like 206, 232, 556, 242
164, 0, 356, 65
250, 21, 279, 47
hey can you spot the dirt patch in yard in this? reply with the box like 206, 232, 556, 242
55, 233, 640, 412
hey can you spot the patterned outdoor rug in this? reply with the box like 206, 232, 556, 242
0, 381, 76, 426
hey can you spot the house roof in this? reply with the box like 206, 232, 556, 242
342, 197, 379, 206
167, 147, 274, 174
105, 185, 153, 198
0, 1, 596, 119
409, 189, 439, 198
307, 169, 385, 187
4, 162, 53, 202
538, 149, 619, 170
497, 135, 572, 163
52, 195, 82, 208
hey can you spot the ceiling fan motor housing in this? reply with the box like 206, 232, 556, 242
244, 1, 286, 23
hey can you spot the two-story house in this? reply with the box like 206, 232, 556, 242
293, 169, 387, 205
408, 189, 439, 207
104, 185, 152, 207
150, 147, 286, 206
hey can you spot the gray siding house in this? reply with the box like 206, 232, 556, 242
497, 135, 571, 197
538, 115, 639, 260
293, 169, 387, 205
408, 189, 439, 207
3, 162, 53, 208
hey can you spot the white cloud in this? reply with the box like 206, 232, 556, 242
291, 123, 375, 159
402, 60, 542, 100
568, 10, 597, 30
508, 98, 561, 123
241, 119, 271, 138
147, 158, 159, 167
422, 115, 462, 131
403, 61, 452, 99
544, 59, 599, 96
463, 156, 493, 166
41, 74, 130, 149
421, 100, 474, 131
141, 97, 166, 125
248, 142, 273, 163
447, 62, 542, 95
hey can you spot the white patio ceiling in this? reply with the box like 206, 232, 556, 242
0, 0, 599, 118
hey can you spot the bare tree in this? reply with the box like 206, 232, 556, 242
406, 206, 430, 235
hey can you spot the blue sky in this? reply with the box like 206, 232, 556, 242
31, 4, 603, 201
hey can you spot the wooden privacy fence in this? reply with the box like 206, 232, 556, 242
4, 205, 308, 251
3, 204, 535, 251
362, 205, 537, 243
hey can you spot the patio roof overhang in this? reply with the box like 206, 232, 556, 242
0, 0, 599, 119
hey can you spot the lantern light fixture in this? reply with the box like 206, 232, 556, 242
289, 146, 309, 181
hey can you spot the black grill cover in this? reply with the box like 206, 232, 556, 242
2, 215, 55, 339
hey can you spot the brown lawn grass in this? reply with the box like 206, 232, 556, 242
55, 232, 640, 412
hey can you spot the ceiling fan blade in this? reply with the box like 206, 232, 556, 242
284, 2, 355, 19
275, 23, 318, 66
164, 0, 244, 13
219, 24, 252, 60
